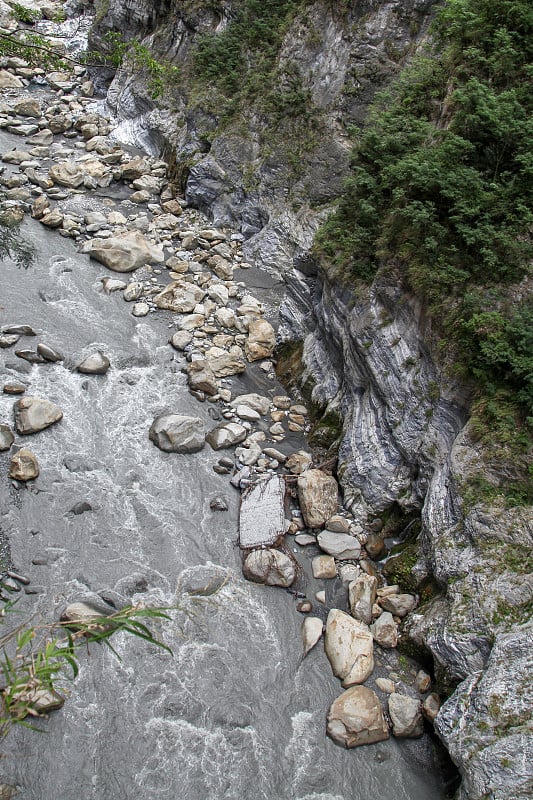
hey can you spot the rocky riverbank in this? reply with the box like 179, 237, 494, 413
0, 37, 452, 797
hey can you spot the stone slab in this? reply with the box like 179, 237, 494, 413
239, 475, 287, 549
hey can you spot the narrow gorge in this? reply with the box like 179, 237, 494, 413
0, 1, 531, 800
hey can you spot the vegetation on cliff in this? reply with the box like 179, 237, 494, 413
315, 0, 533, 502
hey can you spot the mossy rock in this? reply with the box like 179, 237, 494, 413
382, 541, 420, 593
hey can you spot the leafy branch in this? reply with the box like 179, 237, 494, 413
0, 601, 173, 741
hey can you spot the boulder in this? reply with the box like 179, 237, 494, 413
297, 469, 338, 528
120, 156, 150, 180
379, 593, 417, 618
370, 611, 398, 648
302, 617, 324, 657
327, 686, 389, 748
422, 693, 441, 722
14, 396, 63, 435
245, 318, 276, 361
84, 232, 164, 273
388, 693, 424, 738
169, 331, 193, 351
206, 422, 247, 450
76, 352, 110, 375
149, 414, 205, 454
9, 448, 39, 481
242, 548, 295, 587
317, 530, 361, 560
325, 609, 374, 686
0, 424, 15, 451
186, 360, 218, 396
154, 281, 206, 313
0, 70, 23, 88
348, 574, 378, 625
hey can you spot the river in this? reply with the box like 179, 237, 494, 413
0, 89, 446, 800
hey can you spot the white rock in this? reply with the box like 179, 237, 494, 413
302, 617, 324, 657
325, 609, 374, 687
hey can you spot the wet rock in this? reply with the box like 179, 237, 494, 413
13, 685, 65, 716
242, 548, 296, 587
14, 396, 63, 434
348, 574, 378, 625
317, 530, 361, 560
69, 501, 92, 515
149, 414, 205, 454
379, 593, 417, 618
297, 469, 338, 527
312, 555, 337, 579
9, 448, 39, 481
15, 349, 46, 364
3, 383, 26, 395
84, 231, 164, 273
388, 694, 423, 738
325, 609, 374, 686
245, 318, 276, 361
297, 600, 313, 613
302, 617, 324, 657
206, 422, 247, 450
327, 686, 389, 748
370, 612, 398, 649
37, 343, 63, 362
0, 424, 14, 451
60, 601, 112, 626
210, 496, 228, 512
0, 334, 19, 348
76, 352, 110, 375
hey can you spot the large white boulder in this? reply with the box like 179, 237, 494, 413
242, 548, 296, 587
149, 414, 205, 453
14, 396, 63, 434
327, 685, 389, 748
84, 231, 164, 273
297, 469, 338, 528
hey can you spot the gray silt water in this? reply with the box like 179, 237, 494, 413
0, 176, 445, 800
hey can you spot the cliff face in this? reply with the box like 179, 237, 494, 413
88, 1, 533, 797
89, 0, 437, 269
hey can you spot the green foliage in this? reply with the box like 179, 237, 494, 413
9, 2, 42, 24
0, 212, 35, 270
0, 601, 172, 740
315, 0, 533, 476
99, 32, 181, 99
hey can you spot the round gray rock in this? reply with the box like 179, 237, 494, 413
317, 530, 361, 560
0, 423, 14, 451
76, 352, 110, 375
149, 414, 205, 453
9, 448, 39, 481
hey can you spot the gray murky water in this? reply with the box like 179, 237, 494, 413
0, 151, 446, 800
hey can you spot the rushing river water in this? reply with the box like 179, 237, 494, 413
0, 127, 446, 798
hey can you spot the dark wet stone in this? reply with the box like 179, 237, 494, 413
37, 343, 63, 362
15, 349, 46, 364
3, 383, 26, 394
0, 334, 19, 348
210, 496, 229, 511
69, 501, 92, 515
3, 325, 36, 336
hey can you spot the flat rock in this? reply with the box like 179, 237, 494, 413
325, 609, 374, 687
239, 475, 286, 548
242, 548, 295, 587
14, 396, 63, 434
149, 414, 205, 453
317, 530, 361, 560
76, 352, 110, 375
231, 393, 271, 415
327, 686, 389, 748
9, 448, 39, 481
206, 350, 246, 378
297, 469, 338, 527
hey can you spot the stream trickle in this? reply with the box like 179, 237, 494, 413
0, 100, 446, 800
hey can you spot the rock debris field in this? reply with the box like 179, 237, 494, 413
0, 58, 441, 751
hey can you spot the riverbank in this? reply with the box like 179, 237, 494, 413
0, 42, 449, 800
